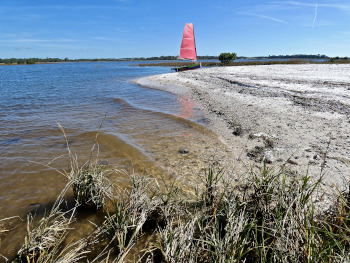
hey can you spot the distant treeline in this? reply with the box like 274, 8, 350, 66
115, 55, 219, 61
0, 56, 219, 64
1, 55, 349, 65
0, 57, 122, 64
240, 54, 330, 59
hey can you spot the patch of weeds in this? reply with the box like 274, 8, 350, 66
70, 163, 114, 210
9, 132, 350, 262
154, 164, 350, 262
202, 167, 224, 208
97, 174, 165, 261
14, 184, 78, 262
57, 123, 114, 210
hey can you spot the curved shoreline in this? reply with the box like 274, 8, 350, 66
135, 74, 191, 96
137, 64, 350, 189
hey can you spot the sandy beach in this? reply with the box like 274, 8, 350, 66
138, 64, 350, 189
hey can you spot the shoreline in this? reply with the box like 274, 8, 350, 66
137, 64, 350, 189
2, 63, 350, 261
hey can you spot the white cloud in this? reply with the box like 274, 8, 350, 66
272, 1, 350, 11
258, 14, 288, 23
16, 38, 73, 43
312, 3, 318, 29
239, 12, 288, 24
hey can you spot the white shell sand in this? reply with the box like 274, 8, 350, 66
138, 64, 350, 189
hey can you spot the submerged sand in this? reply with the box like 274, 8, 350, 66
138, 64, 350, 189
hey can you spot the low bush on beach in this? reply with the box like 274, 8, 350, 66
329, 57, 350, 64
219, 52, 237, 64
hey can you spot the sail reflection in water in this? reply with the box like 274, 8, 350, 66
176, 96, 196, 119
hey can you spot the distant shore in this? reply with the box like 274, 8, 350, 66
137, 64, 350, 189
1, 57, 349, 67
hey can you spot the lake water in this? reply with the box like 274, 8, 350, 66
1, 61, 225, 257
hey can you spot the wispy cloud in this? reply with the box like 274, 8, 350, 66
312, 2, 318, 29
7, 38, 74, 43
258, 14, 288, 23
92, 37, 111, 41
272, 1, 350, 11
91, 36, 137, 44
114, 27, 129, 33
239, 12, 288, 24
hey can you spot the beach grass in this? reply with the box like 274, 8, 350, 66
14, 184, 78, 262
57, 123, 115, 210
7, 135, 350, 262
9, 164, 350, 262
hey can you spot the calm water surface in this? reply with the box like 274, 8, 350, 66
0, 62, 220, 257
0, 62, 235, 262
0, 61, 206, 211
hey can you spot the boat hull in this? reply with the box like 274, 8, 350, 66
172, 63, 201, 72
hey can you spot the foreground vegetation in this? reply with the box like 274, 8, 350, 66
2, 148, 350, 262
1, 125, 350, 262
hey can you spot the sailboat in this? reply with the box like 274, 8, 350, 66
172, 23, 201, 72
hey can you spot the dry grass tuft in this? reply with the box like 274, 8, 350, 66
15, 184, 77, 262
11, 164, 350, 262
57, 122, 115, 210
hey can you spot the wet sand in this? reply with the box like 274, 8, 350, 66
138, 64, 350, 190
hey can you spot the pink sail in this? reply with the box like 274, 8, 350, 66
179, 23, 197, 61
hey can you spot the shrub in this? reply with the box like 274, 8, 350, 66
26, 59, 35, 64
219, 52, 237, 64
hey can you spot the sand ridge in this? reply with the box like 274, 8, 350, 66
138, 64, 350, 189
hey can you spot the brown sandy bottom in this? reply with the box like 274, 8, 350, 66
138, 64, 350, 192
0, 106, 235, 259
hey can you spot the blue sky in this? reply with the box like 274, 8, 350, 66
0, 0, 349, 59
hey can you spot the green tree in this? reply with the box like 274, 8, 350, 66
26, 59, 35, 64
219, 52, 237, 64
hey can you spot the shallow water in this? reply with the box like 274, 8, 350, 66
0, 62, 226, 258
